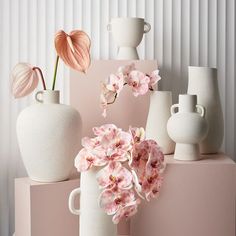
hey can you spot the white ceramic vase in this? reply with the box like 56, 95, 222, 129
188, 66, 224, 153
167, 95, 208, 161
145, 91, 175, 154
107, 17, 151, 59
69, 167, 117, 236
16, 90, 82, 182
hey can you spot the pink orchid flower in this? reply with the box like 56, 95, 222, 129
11, 63, 46, 98
127, 70, 150, 97
112, 199, 141, 224
130, 140, 165, 200
129, 127, 146, 144
149, 69, 161, 87
100, 83, 117, 117
97, 161, 133, 190
55, 30, 91, 73
99, 189, 136, 216
74, 148, 106, 172
118, 63, 136, 78
106, 74, 124, 95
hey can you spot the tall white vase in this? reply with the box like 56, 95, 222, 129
16, 90, 82, 182
69, 167, 117, 236
145, 91, 175, 154
187, 66, 224, 153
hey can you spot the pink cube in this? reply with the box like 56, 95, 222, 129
131, 154, 236, 236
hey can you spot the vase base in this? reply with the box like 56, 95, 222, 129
174, 143, 200, 161
117, 47, 139, 60
29, 176, 69, 183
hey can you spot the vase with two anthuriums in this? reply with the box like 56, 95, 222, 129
12, 30, 91, 182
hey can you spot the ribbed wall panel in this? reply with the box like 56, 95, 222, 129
0, 1, 235, 235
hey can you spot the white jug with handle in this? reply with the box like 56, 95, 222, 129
69, 166, 117, 236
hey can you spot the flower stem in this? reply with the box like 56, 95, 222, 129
52, 55, 59, 90
33, 67, 46, 90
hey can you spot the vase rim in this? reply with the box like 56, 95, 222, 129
110, 17, 145, 21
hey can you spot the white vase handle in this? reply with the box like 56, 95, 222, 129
171, 104, 179, 115
196, 104, 205, 117
68, 188, 81, 215
107, 23, 112, 32
144, 22, 151, 33
35, 91, 43, 103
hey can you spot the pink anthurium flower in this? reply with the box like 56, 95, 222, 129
97, 162, 133, 190
127, 70, 150, 97
11, 63, 46, 98
54, 30, 91, 73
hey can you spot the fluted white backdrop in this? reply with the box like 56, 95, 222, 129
0, 0, 235, 235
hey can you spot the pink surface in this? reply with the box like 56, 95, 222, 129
15, 178, 80, 236
69, 60, 157, 140
131, 154, 236, 236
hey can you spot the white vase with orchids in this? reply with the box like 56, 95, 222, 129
12, 30, 91, 182
69, 124, 165, 236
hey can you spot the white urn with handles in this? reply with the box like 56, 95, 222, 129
69, 167, 117, 236
107, 17, 151, 59
167, 94, 208, 161
16, 90, 82, 182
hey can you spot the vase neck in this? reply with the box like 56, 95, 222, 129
35, 90, 60, 104
178, 94, 197, 112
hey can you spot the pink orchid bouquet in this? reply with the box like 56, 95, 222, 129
100, 63, 161, 117
11, 30, 91, 98
75, 124, 165, 224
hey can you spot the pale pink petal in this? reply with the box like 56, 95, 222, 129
11, 63, 39, 98
106, 74, 124, 95
99, 190, 119, 215
149, 69, 161, 87
74, 149, 92, 172
118, 63, 136, 77
55, 30, 91, 72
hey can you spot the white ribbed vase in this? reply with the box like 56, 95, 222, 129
16, 90, 82, 182
146, 91, 175, 154
69, 167, 117, 236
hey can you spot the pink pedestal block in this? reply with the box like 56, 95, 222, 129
15, 178, 80, 236
15, 177, 130, 236
131, 154, 236, 236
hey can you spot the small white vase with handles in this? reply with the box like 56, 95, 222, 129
16, 90, 82, 182
146, 91, 175, 154
188, 66, 224, 153
69, 167, 117, 236
167, 94, 208, 161
107, 17, 151, 59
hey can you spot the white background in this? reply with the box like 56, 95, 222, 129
0, 0, 235, 235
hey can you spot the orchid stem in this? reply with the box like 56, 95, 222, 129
33, 67, 46, 90
52, 55, 59, 90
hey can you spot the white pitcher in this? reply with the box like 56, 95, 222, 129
69, 167, 117, 236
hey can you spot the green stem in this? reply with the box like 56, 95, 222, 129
33, 67, 46, 90
52, 55, 59, 90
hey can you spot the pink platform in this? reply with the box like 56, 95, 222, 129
131, 154, 236, 236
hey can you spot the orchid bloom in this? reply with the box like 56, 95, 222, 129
11, 63, 46, 98
127, 70, 150, 97
149, 69, 161, 87
106, 74, 124, 95
97, 161, 133, 190
130, 140, 164, 200
118, 63, 136, 78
